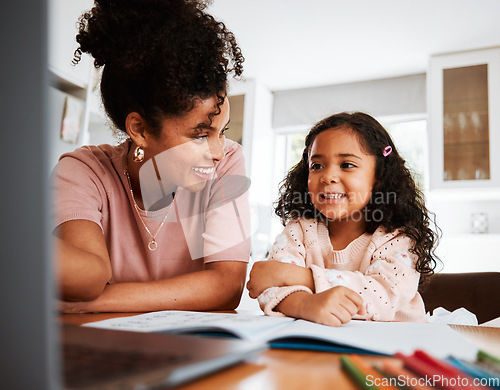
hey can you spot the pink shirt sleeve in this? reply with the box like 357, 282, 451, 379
51, 151, 108, 231
257, 220, 313, 316
202, 142, 251, 263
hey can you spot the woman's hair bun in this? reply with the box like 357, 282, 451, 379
72, 0, 243, 133
73, 0, 211, 68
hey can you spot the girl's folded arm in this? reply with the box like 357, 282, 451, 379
257, 284, 314, 317
309, 235, 422, 321
251, 220, 313, 315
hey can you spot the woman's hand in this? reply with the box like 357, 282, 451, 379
58, 299, 93, 314
246, 260, 315, 298
276, 287, 365, 327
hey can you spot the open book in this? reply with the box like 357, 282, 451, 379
84, 311, 478, 360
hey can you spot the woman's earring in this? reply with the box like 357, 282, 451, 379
133, 145, 145, 163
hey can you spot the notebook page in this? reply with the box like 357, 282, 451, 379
84, 310, 294, 340
263, 319, 478, 360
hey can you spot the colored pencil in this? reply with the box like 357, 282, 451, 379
395, 351, 474, 390
412, 350, 490, 390
381, 360, 434, 390
348, 355, 399, 390
445, 357, 500, 390
340, 355, 380, 390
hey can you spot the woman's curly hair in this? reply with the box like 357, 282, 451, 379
275, 112, 440, 276
73, 0, 244, 136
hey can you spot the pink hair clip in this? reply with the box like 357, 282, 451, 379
383, 146, 392, 157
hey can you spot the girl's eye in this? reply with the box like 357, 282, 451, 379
310, 163, 323, 170
341, 162, 356, 169
220, 127, 229, 137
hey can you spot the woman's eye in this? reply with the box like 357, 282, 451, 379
193, 135, 208, 143
310, 163, 323, 170
220, 127, 229, 137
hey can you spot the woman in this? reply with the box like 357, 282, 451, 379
54, 0, 250, 313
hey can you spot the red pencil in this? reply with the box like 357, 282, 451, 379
413, 350, 491, 390
396, 350, 492, 390
381, 360, 434, 390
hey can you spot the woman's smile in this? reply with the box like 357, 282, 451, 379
191, 165, 216, 179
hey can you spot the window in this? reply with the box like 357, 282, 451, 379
274, 130, 307, 184
287, 133, 307, 169
384, 119, 428, 192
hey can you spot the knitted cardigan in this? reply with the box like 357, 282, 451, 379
257, 218, 427, 322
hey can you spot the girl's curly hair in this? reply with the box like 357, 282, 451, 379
275, 112, 440, 276
73, 0, 244, 136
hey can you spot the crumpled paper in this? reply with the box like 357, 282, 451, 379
425, 307, 478, 326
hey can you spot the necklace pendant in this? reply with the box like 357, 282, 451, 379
148, 240, 158, 251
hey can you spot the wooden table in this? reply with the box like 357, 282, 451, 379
60, 313, 500, 390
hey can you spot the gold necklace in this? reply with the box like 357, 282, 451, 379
124, 169, 174, 251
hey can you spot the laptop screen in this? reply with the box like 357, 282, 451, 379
0, 1, 60, 388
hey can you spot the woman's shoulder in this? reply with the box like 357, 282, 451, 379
57, 142, 127, 176
59, 141, 126, 164
216, 139, 245, 174
223, 138, 242, 155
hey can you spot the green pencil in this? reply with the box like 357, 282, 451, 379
340, 355, 380, 390
476, 350, 500, 375
478, 350, 500, 366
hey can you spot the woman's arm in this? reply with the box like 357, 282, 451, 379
56, 219, 247, 313
55, 220, 112, 301
59, 261, 247, 313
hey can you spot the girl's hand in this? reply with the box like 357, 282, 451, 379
277, 287, 365, 327
247, 260, 314, 298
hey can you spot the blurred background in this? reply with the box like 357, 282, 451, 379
48, 0, 500, 276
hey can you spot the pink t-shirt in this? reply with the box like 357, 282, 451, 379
52, 139, 251, 283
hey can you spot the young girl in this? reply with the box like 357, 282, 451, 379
247, 112, 439, 326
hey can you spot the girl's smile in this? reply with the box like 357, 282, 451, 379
319, 192, 347, 203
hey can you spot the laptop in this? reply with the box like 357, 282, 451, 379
62, 323, 265, 389
0, 2, 265, 389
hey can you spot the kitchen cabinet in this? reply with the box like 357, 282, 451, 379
428, 47, 500, 190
